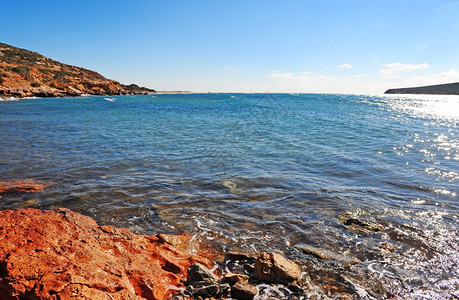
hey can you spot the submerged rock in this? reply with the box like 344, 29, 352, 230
223, 181, 237, 190
0, 208, 211, 299
294, 243, 343, 260
254, 252, 301, 284
338, 213, 384, 232
0, 179, 48, 194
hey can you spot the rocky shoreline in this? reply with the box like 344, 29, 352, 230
0, 180, 364, 299
0, 181, 305, 300
0, 207, 312, 300
0, 84, 155, 100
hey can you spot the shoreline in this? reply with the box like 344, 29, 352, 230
4, 91, 459, 101
0, 179, 312, 299
0, 91, 193, 101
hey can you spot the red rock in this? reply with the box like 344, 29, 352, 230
254, 252, 301, 284
0, 208, 212, 299
0, 180, 48, 194
231, 282, 258, 300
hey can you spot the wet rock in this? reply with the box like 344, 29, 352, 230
193, 283, 220, 298
219, 283, 231, 297
295, 243, 335, 260
378, 241, 399, 254
221, 272, 250, 285
244, 263, 256, 273
338, 214, 384, 232
343, 218, 366, 226
184, 282, 230, 298
0, 179, 48, 194
254, 252, 301, 284
294, 243, 359, 266
187, 263, 219, 284
225, 251, 256, 262
0, 208, 211, 299
287, 283, 303, 294
231, 282, 258, 300
223, 250, 256, 276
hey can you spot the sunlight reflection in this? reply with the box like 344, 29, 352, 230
382, 94, 459, 120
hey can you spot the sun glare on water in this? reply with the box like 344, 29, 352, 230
383, 94, 459, 120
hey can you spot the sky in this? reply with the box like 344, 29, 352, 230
2, 0, 459, 94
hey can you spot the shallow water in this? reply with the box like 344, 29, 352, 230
0, 93, 458, 298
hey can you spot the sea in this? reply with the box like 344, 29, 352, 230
0, 93, 458, 298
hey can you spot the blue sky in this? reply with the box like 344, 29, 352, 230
3, 0, 459, 93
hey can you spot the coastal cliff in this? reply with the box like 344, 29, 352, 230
385, 82, 459, 95
0, 42, 155, 99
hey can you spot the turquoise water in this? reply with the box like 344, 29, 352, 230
0, 93, 458, 298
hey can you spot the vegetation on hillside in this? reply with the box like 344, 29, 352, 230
0, 42, 155, 98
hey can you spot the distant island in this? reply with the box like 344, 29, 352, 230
385, 82, 459, 95
0, 42, 157, 99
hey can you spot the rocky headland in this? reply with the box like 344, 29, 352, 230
0, 42, 156, 99
385, 82, 459, 95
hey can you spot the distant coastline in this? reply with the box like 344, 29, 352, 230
0, 91, 193, 101
385, 82, 459, 95
0, 42, 191, 100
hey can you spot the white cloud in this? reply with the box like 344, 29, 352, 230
268, 71, 332, 81
401, 68, 459, 86
433, 1, 459, 12
379, 62, 429, 78
268, 72, 297, 80
337, 63, 353, 69
265, 70, 398, 93
265, 67, 459, 94
225, 66, 238, 70
266, 71, 337, 93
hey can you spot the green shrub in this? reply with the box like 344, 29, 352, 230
49, 82, 64, 90
9, 66, 30, 76
1, 48, 41, 64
